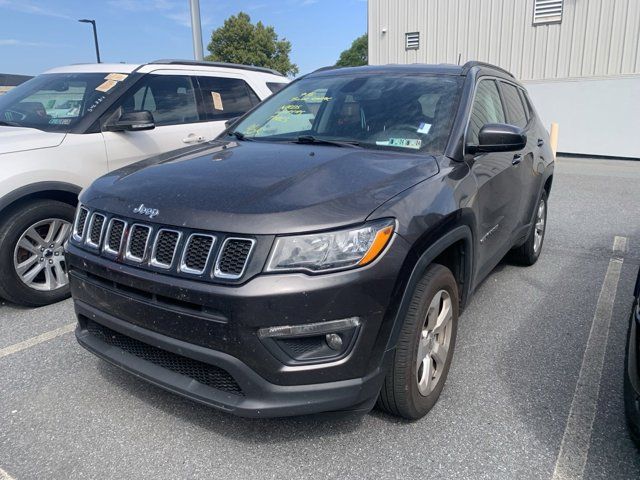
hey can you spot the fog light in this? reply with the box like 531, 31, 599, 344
258, 317, 361, 364
325, 333, 343, 350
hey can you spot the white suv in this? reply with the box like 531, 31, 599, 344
0, 59, 288, 306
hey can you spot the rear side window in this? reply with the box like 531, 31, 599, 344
501, 82, 528, 128
119, 75, 200, 126
468, 80, 505, 145
196, 76, 260, 121
267, 82, 287, 94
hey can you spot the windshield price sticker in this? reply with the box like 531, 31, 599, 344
211, 92, 224, 110
95, 79, 118, 93
105, 73, 128, 82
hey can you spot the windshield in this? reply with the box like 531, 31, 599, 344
0, 73, 126, 132
233, 73, 463, 154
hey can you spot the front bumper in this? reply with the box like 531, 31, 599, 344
67, 235, 409, 417
625, 297, 640, 444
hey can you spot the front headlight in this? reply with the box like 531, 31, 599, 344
265, 219, 395, 273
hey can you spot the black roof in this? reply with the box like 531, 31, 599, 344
310, 61, 515, 79
150, 59, 284, 77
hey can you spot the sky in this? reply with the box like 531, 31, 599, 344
0, 0, 367, 76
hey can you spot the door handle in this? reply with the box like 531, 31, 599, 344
182, 134, 205, 144
537, 138, 545, 147
512, 154, 522, 166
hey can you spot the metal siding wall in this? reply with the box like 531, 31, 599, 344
368, 0, 640, 80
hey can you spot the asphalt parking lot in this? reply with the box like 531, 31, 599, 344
1, 156, 639, 480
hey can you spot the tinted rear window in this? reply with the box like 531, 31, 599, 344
267, 82, 288, 94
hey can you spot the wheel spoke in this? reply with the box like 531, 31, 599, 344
416, 336, 429, 371
55, 222, 72, 245
17, 237, 40, 255
44, 219, 61, 244
431, 341, 448, 370
21, 263, 44, 284
425, 290, 443, 330
16, 255, 38, 275
433, 297, 452, 335
417, 355, 433, 393
25, 227, 46, 247
53, 262, 68, 287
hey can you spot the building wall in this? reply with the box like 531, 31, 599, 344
526, 75, 640, 158
368, 0, 640, 81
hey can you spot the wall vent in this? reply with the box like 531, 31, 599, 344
405, 32, 420, 50
533, 0, 563, 25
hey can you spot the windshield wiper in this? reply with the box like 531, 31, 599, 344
0, 120, 22, 127
295, 135, 361, 148
228, 130, 253, 141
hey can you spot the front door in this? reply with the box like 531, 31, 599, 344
467, 79, 523, 279
101, 73, 211, 172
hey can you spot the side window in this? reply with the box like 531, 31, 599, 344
518, 88, 534, 121
266, 82, 287, 94
196, 76, 260, 121
468, 79, 505, 145
501, 82, 528, 129
119, 75, 199, 127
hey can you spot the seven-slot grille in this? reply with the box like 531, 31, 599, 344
126, 224, 151, 262
181, 234, 215, 274
105, 219, 126, 254
151, 229, 181, 268
73, 206, 254, 281
86, 213, 106, 247
215, 238, 255, 279
73, 207, 89, 241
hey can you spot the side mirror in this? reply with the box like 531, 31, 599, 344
224, 116, 240, 129
105, 110, 155, 132
467, 123, 526, 154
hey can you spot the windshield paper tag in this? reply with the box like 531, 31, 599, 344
417, 122, 432, 134
377, 138, 422, 149
105, 73, 128, 82
211, 92, 223, 110
95, 79, 118, 92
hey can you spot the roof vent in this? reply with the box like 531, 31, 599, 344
405, 32, 420, 50
533, 0, 563, 25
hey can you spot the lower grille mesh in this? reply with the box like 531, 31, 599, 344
86, 320, 243, 395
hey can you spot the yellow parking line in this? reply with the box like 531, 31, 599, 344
0, 466, 16, 480
0, 323, 75, 359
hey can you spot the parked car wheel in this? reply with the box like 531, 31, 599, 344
377, 263, 459, 420
0, 199, 75, 307
511, 191, 548, 266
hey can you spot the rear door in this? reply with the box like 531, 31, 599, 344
467, 78, 523, 277
194, 74, 262, 139
101, 73, 211, 171
499, 80, 537, 232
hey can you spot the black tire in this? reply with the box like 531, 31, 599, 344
377, 263, 459, 420
0, 199, 75, 307
511, 191, 548, 266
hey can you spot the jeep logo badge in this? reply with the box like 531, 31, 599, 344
133, 203, 159, 219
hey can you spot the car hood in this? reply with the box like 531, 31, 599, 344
82, 140, 440, 235
0, 126, 66, 155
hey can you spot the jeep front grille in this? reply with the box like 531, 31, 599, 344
126, 224, 151, 262
71, 208, 255, 282
181, 234, 215, 274
151, 229, 181, 268
215, 238, 255, 279
73, 206, 89, 241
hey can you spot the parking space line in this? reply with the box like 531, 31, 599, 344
551, 235, 628, 480
0, 323, 75, 360
0, 466, 16, 480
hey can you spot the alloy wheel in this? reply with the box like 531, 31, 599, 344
13, 218, 71, 292
533, 198, 546, 254
416, 289, 454, 396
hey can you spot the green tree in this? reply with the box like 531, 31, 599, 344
335, 34, 368, 67
206, 12, 298, 77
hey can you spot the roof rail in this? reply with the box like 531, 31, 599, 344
461, 61, 515, 78
149, 59, 284, 77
